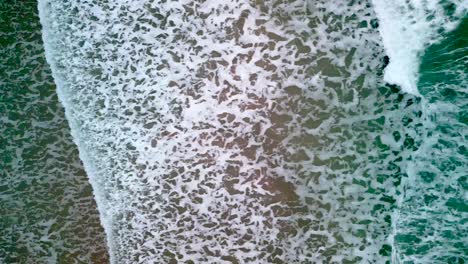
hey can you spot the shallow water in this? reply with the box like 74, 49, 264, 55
36, 0, 421, 262
1, 0, 466, 263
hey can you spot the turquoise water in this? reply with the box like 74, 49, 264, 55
1, 0, 466, 263
392, 17, 467, 263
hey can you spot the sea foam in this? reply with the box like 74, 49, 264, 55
372, 1, 467, 262
0, 1, 108, 262
38, 0, 408, 262
372, 0, 466, 95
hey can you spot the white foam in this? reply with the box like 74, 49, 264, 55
371, 0, 466, 95
372, 2, 467, 262
38, 0, 403, 262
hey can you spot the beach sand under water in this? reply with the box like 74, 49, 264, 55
1, 0, 466, 263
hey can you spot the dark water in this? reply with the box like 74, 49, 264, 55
0, 1, 108, 263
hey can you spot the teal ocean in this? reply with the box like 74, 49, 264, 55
393, 17, 467, 263
1, 0, 466, 263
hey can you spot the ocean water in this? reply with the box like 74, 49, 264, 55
0, 1, 108, 263
1, 0, 465, 263
391, 17, 467, 263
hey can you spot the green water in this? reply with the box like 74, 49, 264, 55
392, 17, 467, 263
0, 1, 108, 263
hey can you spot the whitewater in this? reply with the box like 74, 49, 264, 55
0, 1, 108, 262
25, 0, 467, 262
